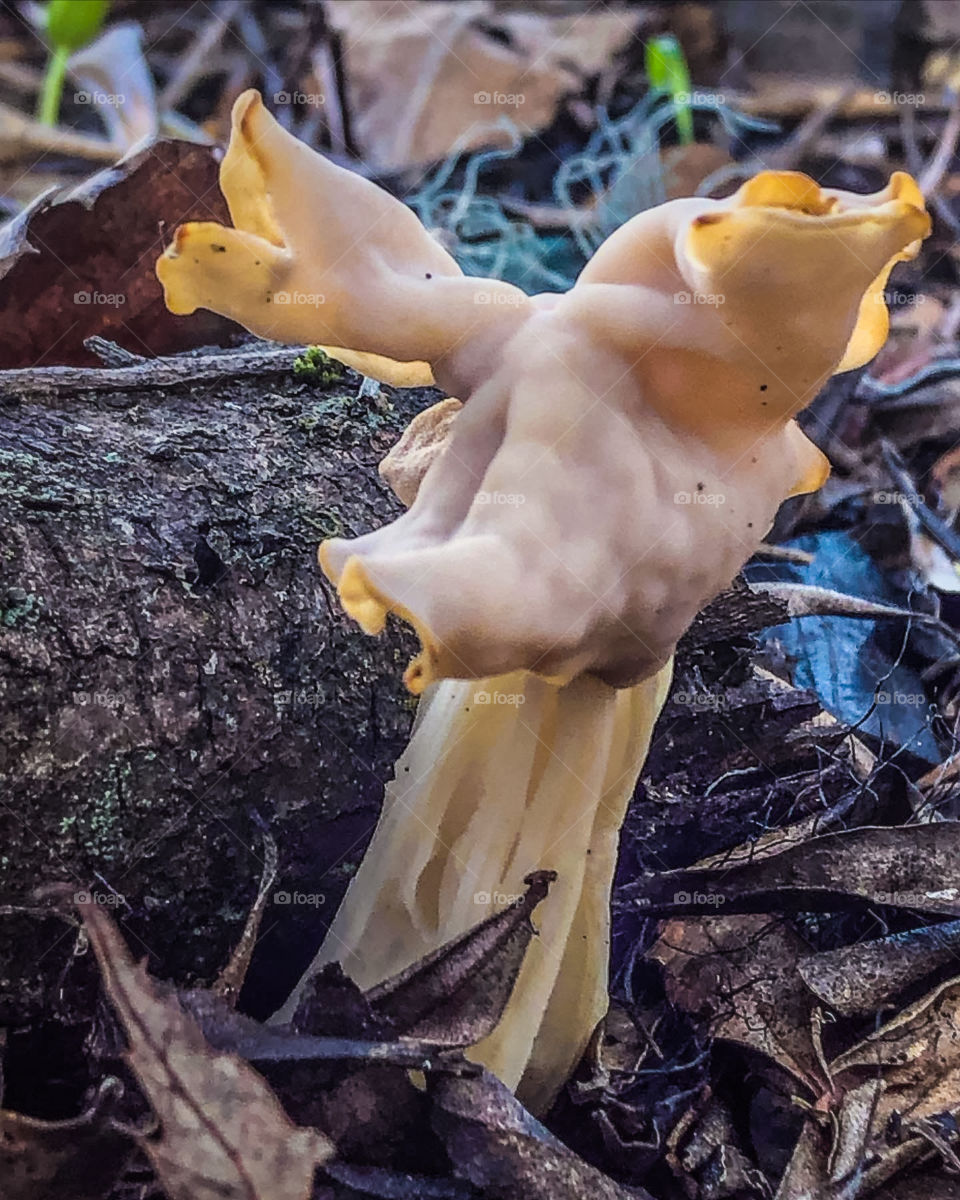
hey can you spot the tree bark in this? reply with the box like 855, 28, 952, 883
0, 350, 425, 1025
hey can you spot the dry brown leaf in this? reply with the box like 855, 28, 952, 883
774, 1118, 833, 1200
624, 823, 960, 919
799, 920, 960, 1017
78, 896, 332, 1200
325, 0, 641, 169
0, 140, 239, 367
830, 975, 960, 1129
0, 1081, 130, 1200
649, 915, 825, 1092
363, 869, 557, 1046
433, 1068, 651, 1200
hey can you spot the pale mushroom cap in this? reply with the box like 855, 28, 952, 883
320, 169, 928, 692
154, 99, 928, 694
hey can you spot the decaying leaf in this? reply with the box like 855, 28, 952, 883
319, 1160, 477, 1196
78, 896, 332, 1200
0, 1079, 130, 1200
432, 1068, 652, 1200
830, 974, 960, 1129
0, 140, 239, 367
180, 986, 471, 1074
324, 0, 642, 169
365, 869, 556, 1045
873, 1173, 960, 1198
672, 1095, 768, 1200
649, 915, 825, 1091
799, 919, 960, 1016
775, 1118, 833, 1200
624, 824, 960, 919
778, 966, 960, 1198
256, 872, 557, 1174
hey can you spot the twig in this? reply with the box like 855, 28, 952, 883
158, 0, 242, 113
750, 580, 960, 655
881, 439, 960, 561
753, 542, 815, 565
0, 98, 116, 164
0, 344, 308, 401
213, 827, 279, 1007
919, 91, 960, 198
83, 336, 145, 367
901, 105, 960, 237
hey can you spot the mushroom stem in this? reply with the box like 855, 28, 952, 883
273, 662, 672, 1113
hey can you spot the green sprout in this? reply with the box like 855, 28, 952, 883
644, 34, 694, 146
37, 0, 109, 127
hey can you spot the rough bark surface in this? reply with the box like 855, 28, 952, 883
0, 353, 426, 1026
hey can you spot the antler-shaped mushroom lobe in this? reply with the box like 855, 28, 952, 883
156, 91, 531, 393
677, 171, 929, 379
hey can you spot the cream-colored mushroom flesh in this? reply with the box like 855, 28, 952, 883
157, 93, 929, 1112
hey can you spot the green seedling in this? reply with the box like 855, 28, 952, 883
644, 34, 694, 145
37, 0, 109, 127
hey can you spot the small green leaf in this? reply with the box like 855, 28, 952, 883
45, 0, 109, 52
644, 34, 694, 145
37, 0, 109, 125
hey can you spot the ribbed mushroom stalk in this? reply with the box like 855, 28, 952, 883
157, 90, 930, 1112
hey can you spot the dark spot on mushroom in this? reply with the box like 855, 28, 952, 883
425, 272, 432, 279
760, 384, 768, 391
211, 244, 227, 253
747, 522, 754, 528
696, 482, 704, 491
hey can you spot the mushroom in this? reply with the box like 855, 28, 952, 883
157, 91, 930, 1112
